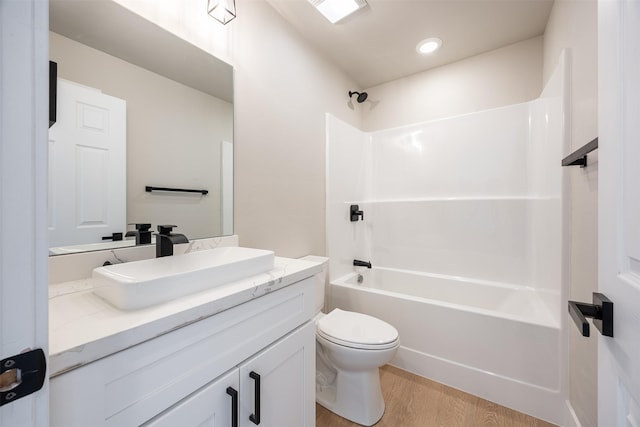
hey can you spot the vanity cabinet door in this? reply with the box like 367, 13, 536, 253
143, 368, 240, 427
239, 321, 315, 427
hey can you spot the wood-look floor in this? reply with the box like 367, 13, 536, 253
316, 365, 557, 427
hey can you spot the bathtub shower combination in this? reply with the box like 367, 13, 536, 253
326, 54, 570, 424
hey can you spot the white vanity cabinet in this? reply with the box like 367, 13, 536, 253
50, 278, 316, 427
145, 321, 314, 427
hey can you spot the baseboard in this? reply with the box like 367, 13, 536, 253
563, 400, 582, 427
390, 346, 564, 426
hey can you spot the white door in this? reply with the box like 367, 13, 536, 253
0, 1, 49, 426
239, 322, 315, 427
598, 0, 640, 425
48, 79, 126, 248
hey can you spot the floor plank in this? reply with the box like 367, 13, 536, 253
316, 365, 557, 427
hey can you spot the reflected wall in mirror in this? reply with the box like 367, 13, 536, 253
48, 0, 233, 255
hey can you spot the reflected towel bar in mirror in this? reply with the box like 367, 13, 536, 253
145, 186, 209, 195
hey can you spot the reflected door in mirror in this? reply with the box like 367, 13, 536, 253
48, 79, 126, 248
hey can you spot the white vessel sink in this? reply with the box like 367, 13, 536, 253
92, 247, 275, 310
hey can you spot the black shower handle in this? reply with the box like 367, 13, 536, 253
350, 204, 364, 221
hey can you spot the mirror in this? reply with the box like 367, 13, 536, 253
48, 0, 233, 255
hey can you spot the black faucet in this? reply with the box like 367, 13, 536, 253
156, 225, 189, 257
353, 259, 372, 268
125, 223, 152, 245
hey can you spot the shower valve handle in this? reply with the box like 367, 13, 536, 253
350, 204, 364, 222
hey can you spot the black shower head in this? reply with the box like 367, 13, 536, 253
349, 91, 368, 103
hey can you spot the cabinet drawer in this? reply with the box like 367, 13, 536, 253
51, 278, 314, 427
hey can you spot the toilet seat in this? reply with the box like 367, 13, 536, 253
317, 309, 399, 350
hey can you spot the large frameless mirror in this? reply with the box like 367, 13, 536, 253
48, 0, 233, 255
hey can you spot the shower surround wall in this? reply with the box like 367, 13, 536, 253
326, 55, 569, 423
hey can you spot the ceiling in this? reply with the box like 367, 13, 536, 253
265, 0, 554, 88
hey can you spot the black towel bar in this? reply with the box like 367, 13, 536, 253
145, 186, 208, 195
561, 137, 598, 167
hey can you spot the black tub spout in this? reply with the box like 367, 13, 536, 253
353, 259, 372, 269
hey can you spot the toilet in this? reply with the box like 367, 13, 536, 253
302, 256, 400, 426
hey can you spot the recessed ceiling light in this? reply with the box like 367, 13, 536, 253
416, 37, 442, 55
309, 0, 368, 24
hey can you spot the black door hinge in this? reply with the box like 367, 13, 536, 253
0, 348, 46, 406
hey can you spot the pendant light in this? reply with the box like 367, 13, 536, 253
208, 0, 236, 25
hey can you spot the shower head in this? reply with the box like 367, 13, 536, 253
349, 91, 368, 103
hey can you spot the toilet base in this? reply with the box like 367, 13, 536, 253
316, 367, 385, 426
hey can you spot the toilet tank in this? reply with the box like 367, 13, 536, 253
299, 255, 328, 314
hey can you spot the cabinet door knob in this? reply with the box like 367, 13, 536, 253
226, 387, 238, 427
249, 371, 261, 425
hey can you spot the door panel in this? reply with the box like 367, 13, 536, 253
48, 79, 126, 248
0, 0, 49, 426
143, 369, 240, 427
598, 0, 640, 424
239, 322, 315, 427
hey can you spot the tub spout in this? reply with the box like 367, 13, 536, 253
353, 259, 372, 268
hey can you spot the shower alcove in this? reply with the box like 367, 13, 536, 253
325, 53, 570, 425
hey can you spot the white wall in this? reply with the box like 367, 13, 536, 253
543, 1, 598, 426
50, 32, 233, 240
113, 0, 361, 258
325, 115, 372, 281
362, 36, 544, 131
232, 1, 361, 257
369, 104, 533, 286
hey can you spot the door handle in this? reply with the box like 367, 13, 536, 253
568, 292, 614, 337
226, 387, 238, 427
101, 232, 123, 241
249, 371, 261, 425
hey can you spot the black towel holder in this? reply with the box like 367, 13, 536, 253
561, 137, 598, 168
145, 186, 208, 195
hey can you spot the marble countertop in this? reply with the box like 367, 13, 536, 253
49, 256, 321, 377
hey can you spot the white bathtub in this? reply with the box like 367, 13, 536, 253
330, 267, 564, 424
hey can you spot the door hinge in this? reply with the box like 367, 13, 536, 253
0, 348, 46, 406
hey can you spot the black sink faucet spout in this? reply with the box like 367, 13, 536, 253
156, 224, 189, 257
353, 259, 372, 269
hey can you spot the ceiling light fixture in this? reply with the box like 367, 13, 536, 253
416, 37, 442, 55
309, 0, 368, 24
208, 0, 236, 25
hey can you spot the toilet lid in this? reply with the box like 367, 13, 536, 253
317, 309, 399, 350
